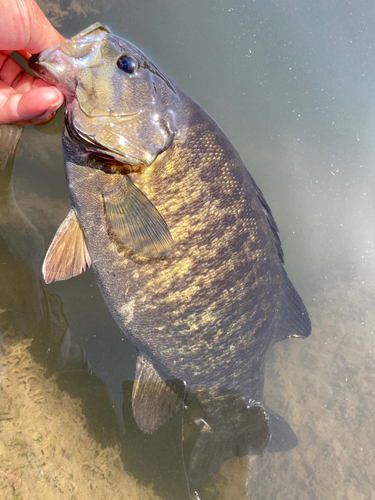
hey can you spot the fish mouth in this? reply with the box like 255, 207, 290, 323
29, 51, 66, 85
29, 39, 103, 93
28, 54, 39, 69
29, 54, 49, 80
29, 52, 71, 93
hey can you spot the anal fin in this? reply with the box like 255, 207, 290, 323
132, 355, 185, 434
43, 209, 91, 284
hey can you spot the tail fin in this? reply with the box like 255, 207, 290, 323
188, 403, 298, 483
189, 402, 270, 483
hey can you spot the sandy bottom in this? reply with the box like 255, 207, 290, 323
196, 273, 375, 500
0, 327, 161, 500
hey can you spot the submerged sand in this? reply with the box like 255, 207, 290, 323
0, 327, 161, 500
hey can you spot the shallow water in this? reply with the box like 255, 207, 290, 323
1, 0, 375, 498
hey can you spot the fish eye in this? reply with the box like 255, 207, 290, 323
117, 55, 138, 74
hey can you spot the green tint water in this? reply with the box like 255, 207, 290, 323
4, 0, 375, 498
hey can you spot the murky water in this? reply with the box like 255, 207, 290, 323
1, 0, 375, 498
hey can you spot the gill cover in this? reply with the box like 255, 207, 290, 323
66, 23, 177, 165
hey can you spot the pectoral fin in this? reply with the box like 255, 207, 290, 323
132, 355, 185, 434
103, 174, 175, 259
43, 209, 91, 284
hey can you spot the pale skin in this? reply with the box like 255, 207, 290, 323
0, 0, 65, 125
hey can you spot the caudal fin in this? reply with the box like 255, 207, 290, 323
189, 402, 270, 483
189, 403, 298, 483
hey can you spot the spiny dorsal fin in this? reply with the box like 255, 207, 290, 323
102, 174, 175, 259
132, 355, 185, 434
43, 209, 91, 284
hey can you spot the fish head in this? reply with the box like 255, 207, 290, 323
29, 23, 178, 167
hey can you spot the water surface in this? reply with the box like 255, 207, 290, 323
1, 0, 375, 498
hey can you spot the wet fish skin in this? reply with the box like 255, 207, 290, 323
30, 24, 311, 480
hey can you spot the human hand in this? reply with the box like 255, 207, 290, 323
0, 0, 65, 126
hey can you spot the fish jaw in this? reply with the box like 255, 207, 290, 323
29, 24, 108, 98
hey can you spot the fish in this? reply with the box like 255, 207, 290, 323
29, 23, 311, 482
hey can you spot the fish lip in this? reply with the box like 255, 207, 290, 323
29, 43, 61, 73
28, 52, 62, 85
29, 43, 102, 92
28, 53, 44, 77
77, 100, 140, 119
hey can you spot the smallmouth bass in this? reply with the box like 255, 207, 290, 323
29, 23, 311, 481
